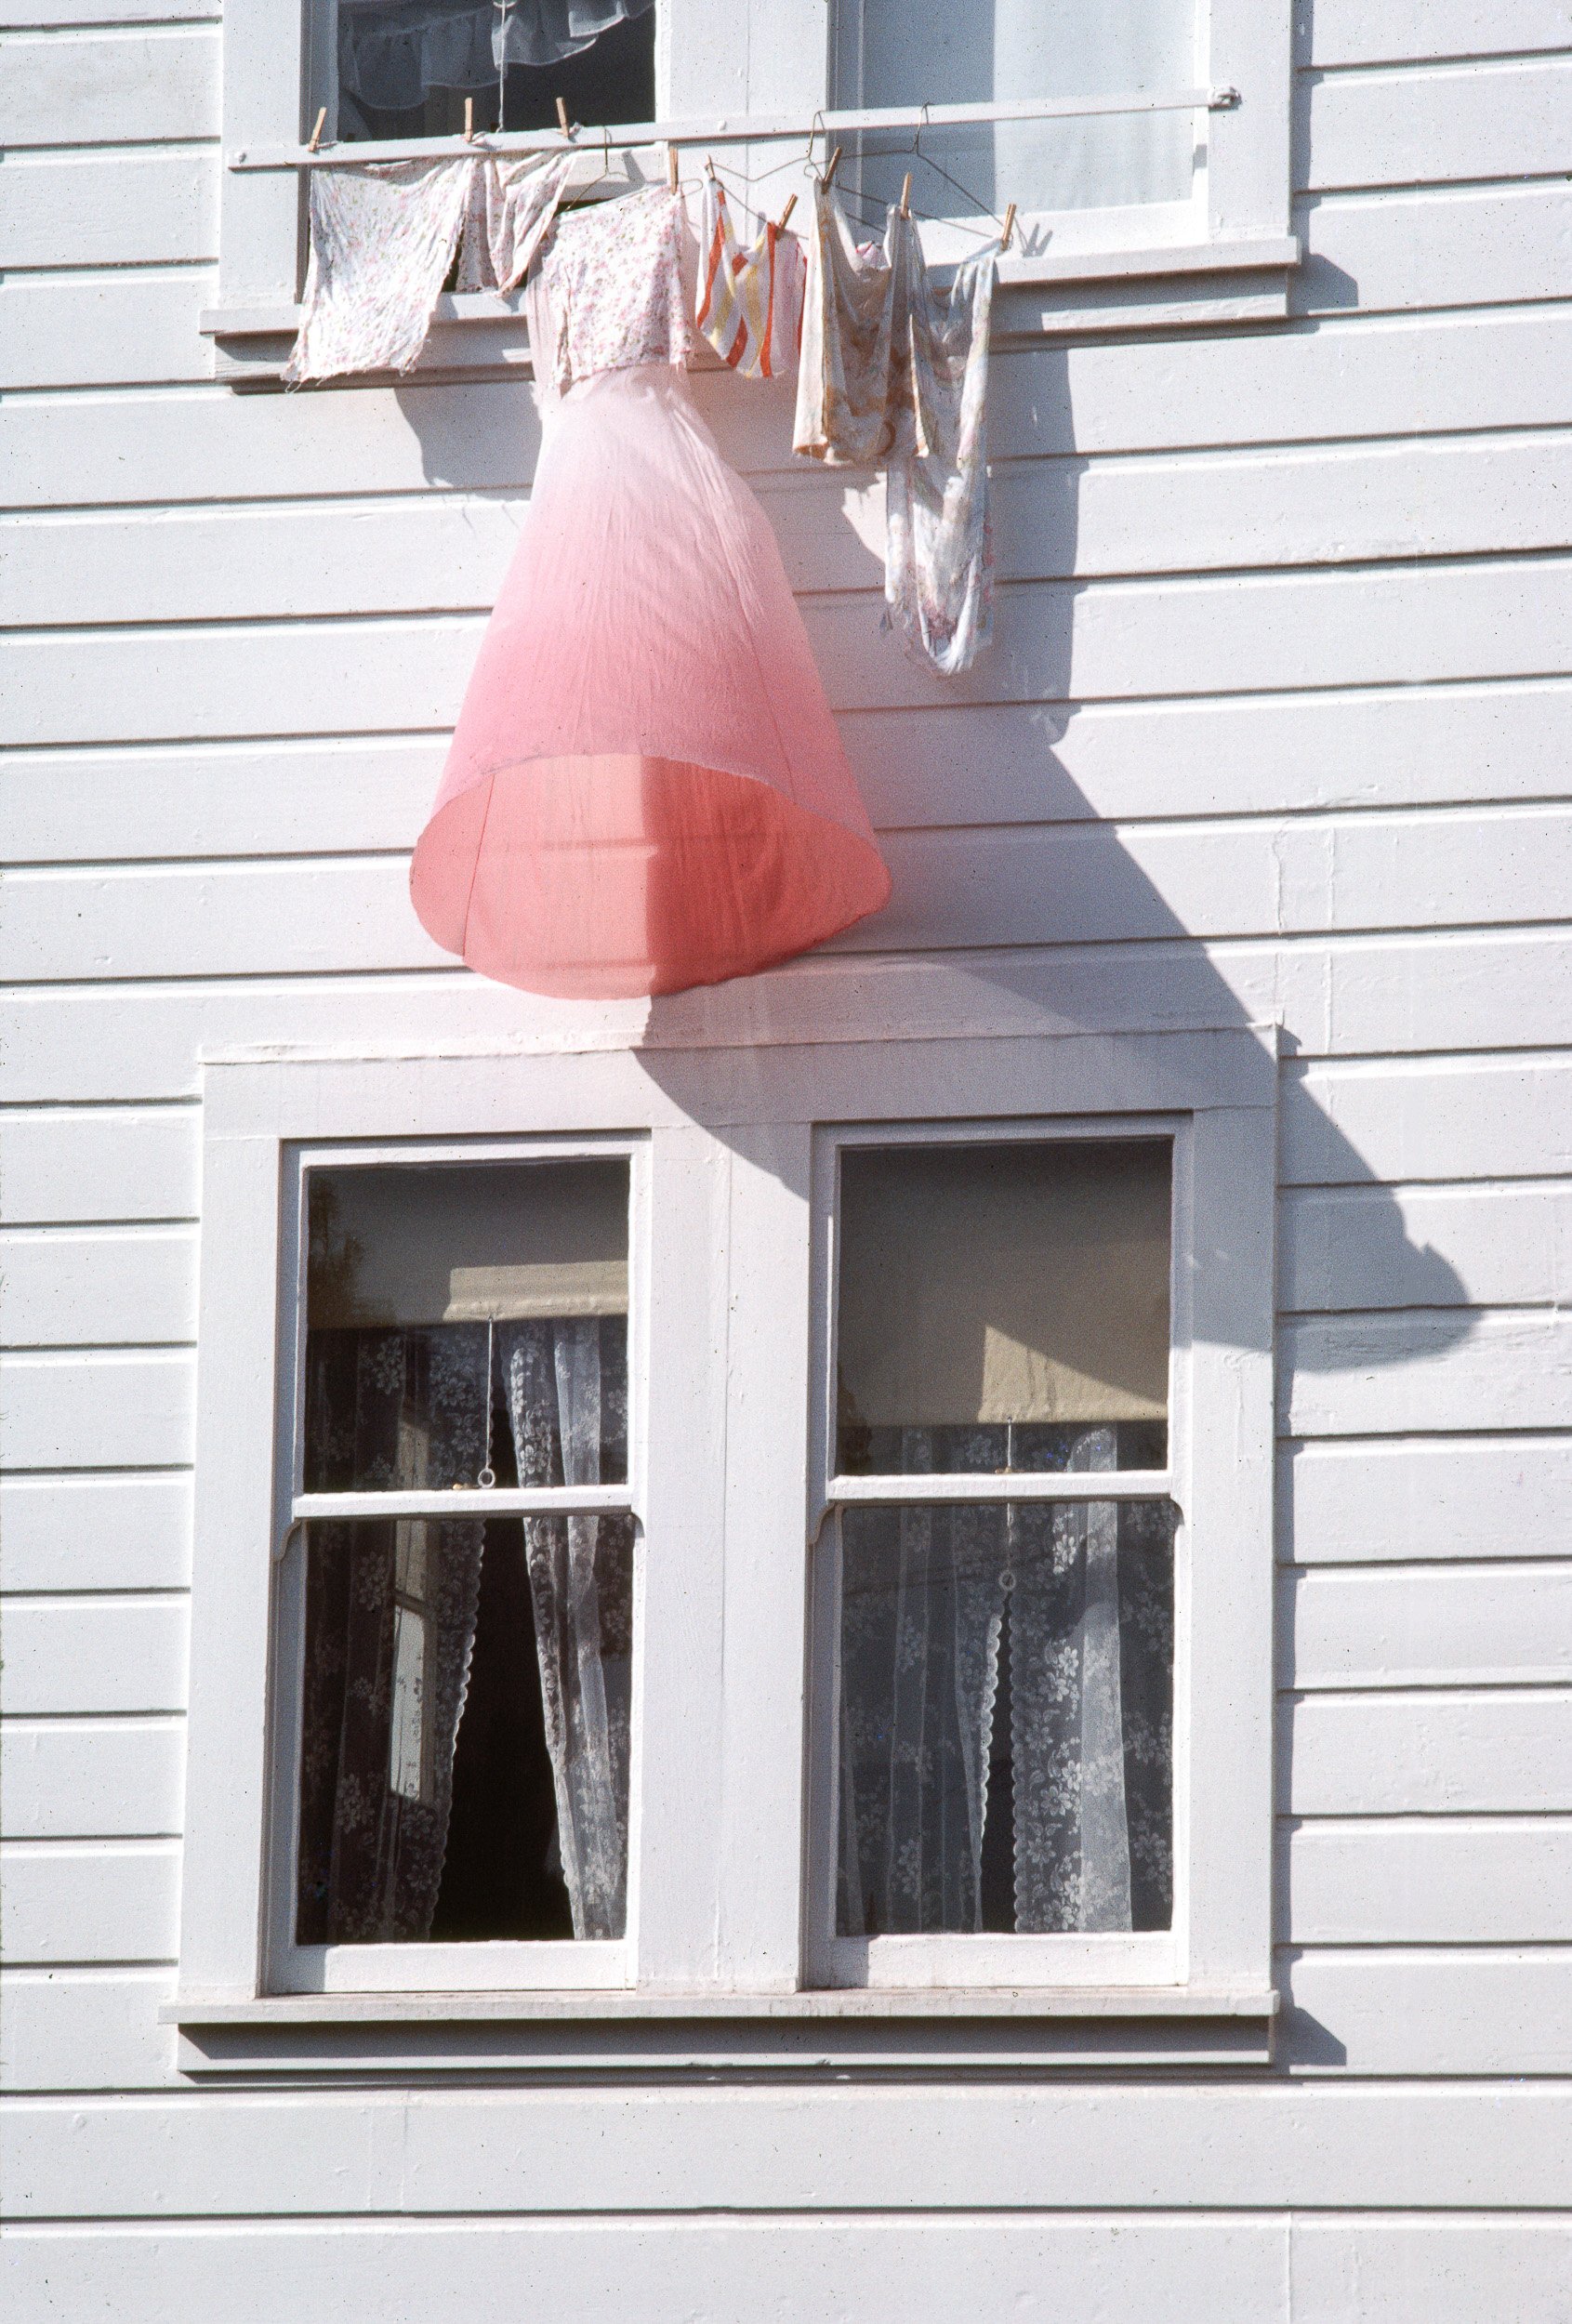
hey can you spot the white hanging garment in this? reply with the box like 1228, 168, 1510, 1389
456, 150, 577, 293
883, 219, 999, 676
337, 0, 655, 113
286, 151, 572, 385
794, 188, 998, 672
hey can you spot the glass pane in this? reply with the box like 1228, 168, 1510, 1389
835, 1490, 1174, 1937
297, 1509, 635, 1944
328, 0, 656, 143
304, 1160, 629, 1491
834, 0, 1198, 225
836, 1140, 1171, 1474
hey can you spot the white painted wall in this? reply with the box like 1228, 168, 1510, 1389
4, 1, 1572, 2314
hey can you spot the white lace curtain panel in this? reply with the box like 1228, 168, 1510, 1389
837, 1426, 1175, 1938
337, 0, 654, 112
297, 1320, 629, 1946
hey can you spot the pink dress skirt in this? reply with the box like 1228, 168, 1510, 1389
409, 357, 892, 998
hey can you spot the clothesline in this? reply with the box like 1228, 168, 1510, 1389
229, 84, 1238, 170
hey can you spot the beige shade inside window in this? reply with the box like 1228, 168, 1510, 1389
836, 1140, 1171, 1430
307, 1160, 628, 1327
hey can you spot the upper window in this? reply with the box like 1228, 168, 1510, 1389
314, 0, 657, 144
208, 0, 1294, 352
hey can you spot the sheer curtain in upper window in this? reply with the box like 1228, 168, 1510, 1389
834, 0, 1200, 226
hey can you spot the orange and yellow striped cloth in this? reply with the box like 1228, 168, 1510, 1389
695, 179, 805, 380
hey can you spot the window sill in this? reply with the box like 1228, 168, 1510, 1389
165, 1986, 1278, 2077
198, 234, 1301, 386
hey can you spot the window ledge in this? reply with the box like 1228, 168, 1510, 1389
167, 1983, 1276, 2025
165, 1986, 1277, 2077
199, 235, 1301, 385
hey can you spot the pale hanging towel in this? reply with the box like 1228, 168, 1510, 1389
794, 186, 997, 673
883, 219, 998, 676
792, 184, 905, 466
285, 151, 573, 385
695, 178, 804, 379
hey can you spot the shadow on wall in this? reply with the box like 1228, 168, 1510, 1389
395, 338, 1471, 1368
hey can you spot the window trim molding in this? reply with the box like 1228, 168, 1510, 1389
175, 1020, 1277, 2073
263, 1131, 648, 1999
202, 0, 1297, 376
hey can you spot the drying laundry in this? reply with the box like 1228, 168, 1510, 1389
694, 179, 804, 379
285, 150, 573, 384
792, 186, 905, 466
883, 219, 998, 677
409, 183, 891, 998
794, 185, 998, 674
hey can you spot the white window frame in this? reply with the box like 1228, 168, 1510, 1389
173, 1018, 1276, 2062
201, 0, 1295, 372
266, 1132, 648, 1997
804, 1112, 1190, 1991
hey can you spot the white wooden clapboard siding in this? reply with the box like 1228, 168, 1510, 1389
15, 681, 1572, 865
0, 26, 219, 151
15, 554, 1572, 746
1281, 1437, 1572, 1563
0, 2218, 1562, 2324
7, 308, 1572, 508
0, 149, 217, 270
0, 1473, 192, 1591
0, 1105, 198, 1224
1307, 0, 1572, 68
0, 2220, 1292, 2324
10, 2083, 1572, 2213
18, 429, 1572, 624
7, 808, 1571, 981
7, 5, 1572, 2306
0, 2220, 1564, 2324
1, 1840, 181, 1963
1301, 56, 1572, 191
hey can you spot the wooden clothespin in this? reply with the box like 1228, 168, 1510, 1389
667, 141, 680, 190
556, 96, 570, 135
777, 192, 798, 231
464, 96, 476, 141
1000, 202, 1017, 253
308, 108, 328, 153
899, 172, 913, 219
823, 144, 842, 191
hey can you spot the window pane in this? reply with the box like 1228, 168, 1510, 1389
327, 0, 656, 142
836, 1488, 1174, 1937
834, 0, 1198, 221
836, 1140, 1171, 1474
304, 1160, 629, 1491
297, 1509, 635, 1944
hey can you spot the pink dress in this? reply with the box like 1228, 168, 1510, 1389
409, 187, 891, 999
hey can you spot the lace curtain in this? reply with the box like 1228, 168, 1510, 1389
501, 1318, 632, 1940
297, 1327, 488, 1943
837, 1425, 1175, 1937
338, 0, 655, 113
297, 1318, 631, 1946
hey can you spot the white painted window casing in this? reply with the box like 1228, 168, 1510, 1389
202, 0, 1296, 366
173, 1022, 1278, 2052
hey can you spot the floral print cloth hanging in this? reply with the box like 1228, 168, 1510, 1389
694, 178, 804, 379
884, 218, 998, 676
284, 150, 574, 385
793, 185, 999, 675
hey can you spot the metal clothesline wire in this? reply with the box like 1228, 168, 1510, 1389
229, 85, 1236, 169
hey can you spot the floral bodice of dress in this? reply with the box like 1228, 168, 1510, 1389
531, 185, 691, 394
